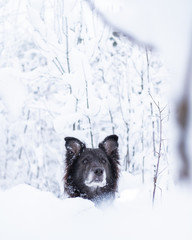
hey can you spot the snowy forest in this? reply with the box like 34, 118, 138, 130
0, 0, 170, 197
0, 0, 192, 240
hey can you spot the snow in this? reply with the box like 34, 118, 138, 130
92, 0, 192, 74
0, 68, 27, 121
0, 173, 191, 240
0, 184, 95, 240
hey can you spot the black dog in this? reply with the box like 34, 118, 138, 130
64, 135, 120, 203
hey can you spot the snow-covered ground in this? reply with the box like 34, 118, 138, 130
0, 172, 191, 240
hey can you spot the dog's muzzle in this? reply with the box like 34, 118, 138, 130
84, 167, 106, 188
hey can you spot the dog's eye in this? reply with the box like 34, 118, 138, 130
82, 159, 88, 164
101, 159, 106, 164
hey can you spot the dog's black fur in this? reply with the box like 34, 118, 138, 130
64, 135, 120, 203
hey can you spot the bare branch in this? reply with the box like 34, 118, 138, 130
151, 93, 164, 206
160, 104, 168, 113
65, 17, 71, 74
82, 61, 94, 147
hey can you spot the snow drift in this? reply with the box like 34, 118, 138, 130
0, 174, 191, 240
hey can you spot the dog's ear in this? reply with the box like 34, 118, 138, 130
65, 137, 85, 158
99, 135, 118, 156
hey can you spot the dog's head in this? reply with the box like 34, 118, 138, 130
64, 135, 119, 194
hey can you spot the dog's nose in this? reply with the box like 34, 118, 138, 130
94, 168, 104, 176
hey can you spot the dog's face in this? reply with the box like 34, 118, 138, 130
73, 148, 111, 189
64, 135, 119, 199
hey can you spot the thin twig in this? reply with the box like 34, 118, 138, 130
82, 62, 94, 147
150, 93, 166, 206
65, 17, 71, 74
52, 58, 64, 75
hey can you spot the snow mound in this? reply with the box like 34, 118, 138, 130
0, 182, 192, 240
